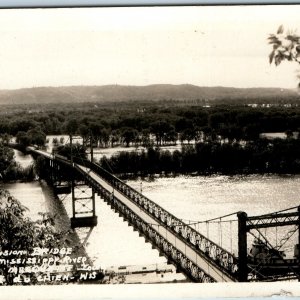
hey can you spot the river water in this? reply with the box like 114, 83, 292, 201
3, 149, 300, 277
127, 175, 300, 258
1, 150, 48, 220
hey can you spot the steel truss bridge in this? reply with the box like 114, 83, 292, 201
11, 144, 300, 283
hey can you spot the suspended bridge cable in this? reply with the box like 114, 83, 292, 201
250, 217, 298, 254
180, 211, 240, 226
189, 219, 238, 225
275, 225, 298, 250
276, 225, 278, 248
206, 221, 209, 239
219, 218, 222, 247
178, 212, 239, 256
257, 205, 299, 217
230, 220, 233, 253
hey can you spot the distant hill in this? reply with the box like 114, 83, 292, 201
0, 84, 298, 105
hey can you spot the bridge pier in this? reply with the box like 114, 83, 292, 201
237, 211, 248, 282
297, 206, 300, 281
70, 180, 98, 228
237, 206, 300, 282
48, 158, 98, 228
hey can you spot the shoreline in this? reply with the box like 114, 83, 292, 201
116, 172, 300, 181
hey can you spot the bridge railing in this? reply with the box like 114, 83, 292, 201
73, 156, 238, 279
73, 162, 216, 283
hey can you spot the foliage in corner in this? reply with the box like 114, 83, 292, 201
269, 25, 300, 87
0, 189, 68, 285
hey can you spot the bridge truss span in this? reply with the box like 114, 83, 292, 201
75, 165, 215, 282
73, 161, 237, 282
26, 148, 237, 282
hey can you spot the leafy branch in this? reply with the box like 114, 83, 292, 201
269, 25, 300, 66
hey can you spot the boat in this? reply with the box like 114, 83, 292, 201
247, 239, 300, 278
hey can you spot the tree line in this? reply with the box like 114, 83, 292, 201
100, 138, 300, 176
2, 103, 300, 149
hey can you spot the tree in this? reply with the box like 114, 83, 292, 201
15, 129, 46, 148
56, 143, 87, 160
78, 124, 89, 147
0, 134, 11, 145
89, 122, 104, 148
0, 189, 67, 285
110, 129, 120, 147
150, 121, 172, 146
65, 119, 79, 137
269, 25, 300, 85
140, 129, 152, 147
9, 119, 37, 136
164, 128, 177, 145
27, 128, 46, 147
179, 128, 196, 144
99, 128, 110, 147
0, 143, 15, 179
121, 128, 138, 147
16, 131, 31, 148
65, 119, 79, 163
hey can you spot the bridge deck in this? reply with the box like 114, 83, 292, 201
77, 164, 235, 282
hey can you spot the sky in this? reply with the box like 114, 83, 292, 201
0, 5, 300, 89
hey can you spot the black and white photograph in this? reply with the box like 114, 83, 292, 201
1, 4, 300, 295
